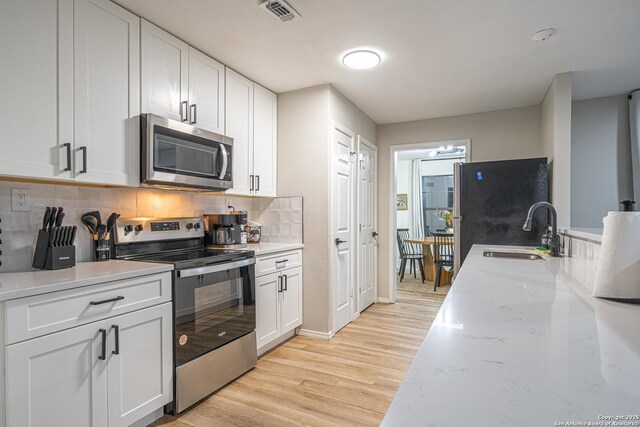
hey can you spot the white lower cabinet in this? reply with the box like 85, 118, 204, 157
4, 285, 173, 427
255, 249, 303, 351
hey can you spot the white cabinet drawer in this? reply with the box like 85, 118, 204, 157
255, 250, 302, 277
5, 272, 171, 344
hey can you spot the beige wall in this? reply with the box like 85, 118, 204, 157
376, 105, 542, 300
277, 84, 331, 333
541, 72, 572, 227
278, 84, 377, 335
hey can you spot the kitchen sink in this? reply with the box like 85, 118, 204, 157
483, 250, 543, 260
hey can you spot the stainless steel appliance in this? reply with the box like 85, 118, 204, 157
112, 217, 256, 414
204, 212, 248, 247
141, 113, 233, 191
453, 158, 549, 272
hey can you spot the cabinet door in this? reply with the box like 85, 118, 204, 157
73, 0, 140, 186
281, 267, 303, 333
107, 303, 173, 427
0, 0, 74, 180
256, 273, 281, 349
188, 47, 225, 134
253, 84, 278, 197
225, 68, 254, 196
5, 321, 108, 427
141, 19, 188, 121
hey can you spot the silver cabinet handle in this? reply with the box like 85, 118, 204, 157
250, 175, 254, 192
190, 104, 197, 124
79, 146, 87, 174
62, 143, 71, 172
283, 274, 288, 291
181, 101, 188, 122
255, 175, 260, 192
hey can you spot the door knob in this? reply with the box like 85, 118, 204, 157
335, 238, 346, 245
372, 231, 378, 238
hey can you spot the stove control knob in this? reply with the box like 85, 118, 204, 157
186, 223, 194, 230
194, 222, 201, 230
123, 225, 133, 235
134, 224, 143, 233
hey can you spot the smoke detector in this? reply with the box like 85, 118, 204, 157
531, 28, 556, 42
259, 0, 301, 22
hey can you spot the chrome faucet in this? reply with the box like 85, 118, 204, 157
523, 202, 561, 257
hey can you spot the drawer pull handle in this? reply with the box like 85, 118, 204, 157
275, 259, 289, 266
112, 325, 120, 355
98, 328, 106, 361
90, 296, 124, 306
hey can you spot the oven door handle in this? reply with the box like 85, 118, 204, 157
177, 258, 255, 278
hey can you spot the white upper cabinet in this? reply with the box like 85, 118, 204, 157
141, 21, 225, 134
74, 0, 140, 186
141, 19, 188, 122
188, 47, 225, 134
225, 68, 254, 196
0, 0, 139, 186
0, 0, 74, 180
253, 84, 278, 197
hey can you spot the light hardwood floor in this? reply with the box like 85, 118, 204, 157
153, 286, 448, 427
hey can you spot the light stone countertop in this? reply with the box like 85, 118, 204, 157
244, 242, 304, 256
383, 245, 640, 426
0, 260, 173, 301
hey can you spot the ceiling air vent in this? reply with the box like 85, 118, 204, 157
259, 0, 301, 22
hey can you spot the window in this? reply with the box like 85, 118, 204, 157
422, 175, 454, 234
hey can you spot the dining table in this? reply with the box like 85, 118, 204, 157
404, 237, 454, 285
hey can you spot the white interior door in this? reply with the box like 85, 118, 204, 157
358, 137, 377, 312
331, 122, 355, 334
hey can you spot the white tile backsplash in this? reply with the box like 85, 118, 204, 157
251, 196, 304, 244
0, 180, 290, 272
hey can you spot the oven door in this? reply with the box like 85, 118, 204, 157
141, 113, 233, 190
173, 257, 255, 366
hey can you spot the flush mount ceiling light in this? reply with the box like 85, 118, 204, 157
342, 50, 381, 70
531, 28, 556, 42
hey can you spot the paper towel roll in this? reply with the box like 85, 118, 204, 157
593, 212, 640, 299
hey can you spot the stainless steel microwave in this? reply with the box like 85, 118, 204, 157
141, 114, 233, 191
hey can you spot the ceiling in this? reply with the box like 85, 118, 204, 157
115, 0, 640, 124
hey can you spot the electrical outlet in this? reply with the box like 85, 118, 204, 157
12, 188, 30, 212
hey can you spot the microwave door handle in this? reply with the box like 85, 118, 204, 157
218, 145, 228, 179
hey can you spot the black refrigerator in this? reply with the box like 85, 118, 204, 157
453, 158, 549, 270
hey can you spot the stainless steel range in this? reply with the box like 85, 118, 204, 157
112, 217, 257, 414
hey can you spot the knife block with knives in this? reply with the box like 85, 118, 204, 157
32, 206, 77, 270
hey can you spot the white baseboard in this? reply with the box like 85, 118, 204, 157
299, 329, 333, 340
258, 329, 296, 356
377, 297, 392, 303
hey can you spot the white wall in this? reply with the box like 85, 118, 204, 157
420, 158, 462, 176
541, 72, 572, 227
395, 160, 412, 268
571, 95, 633, 227
377, 105, 542, 300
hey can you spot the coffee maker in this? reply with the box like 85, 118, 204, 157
203, 210, 248, 247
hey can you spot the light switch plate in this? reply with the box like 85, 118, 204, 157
11, 188, 30, 212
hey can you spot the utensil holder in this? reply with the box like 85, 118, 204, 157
92, 238, 111, 262
32, 230, 76, 270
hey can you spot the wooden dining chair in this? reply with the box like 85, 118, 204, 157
396, 229, 425, 283
432, 232, 454, 291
